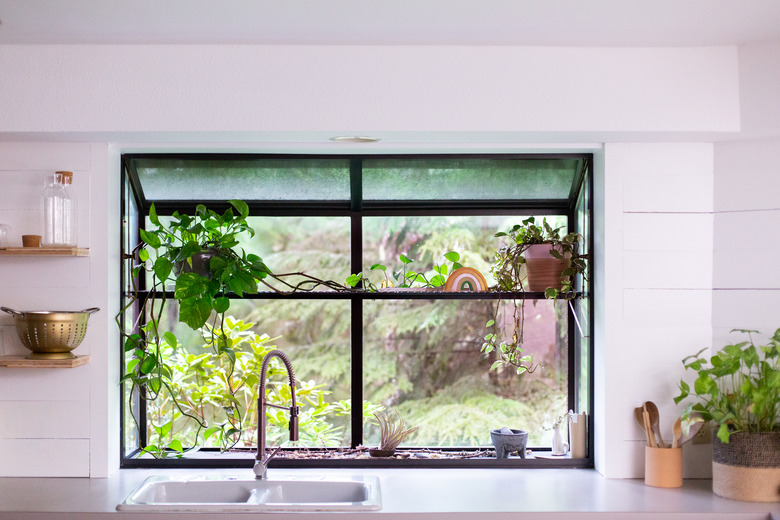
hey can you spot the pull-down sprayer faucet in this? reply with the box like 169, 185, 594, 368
254, 350, 299, 480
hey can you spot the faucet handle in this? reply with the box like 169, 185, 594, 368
289, 407, 300, 442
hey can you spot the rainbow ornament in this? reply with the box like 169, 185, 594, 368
444, 267, 488, 292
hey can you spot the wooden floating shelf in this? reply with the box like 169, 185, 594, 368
0, 355, 90, 368
0, 247, 89, 257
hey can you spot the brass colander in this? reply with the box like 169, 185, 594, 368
1, 307, 99, 359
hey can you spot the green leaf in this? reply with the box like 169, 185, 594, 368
490, 361, 503, 371
229, 199, 249, 220
370, 264, 386, 272
399, 254, 413, 264
153, 257, 174, 282
485, 319, 495, 327
444, 251, 460, 262
175, 272, 210, 299
167, 439, 184, 453
138, 249, 149, 262
716, 423, 731, 443
147, 376, 161, 394
148, 204, 160, 226
430, 274, 446, 287
213, 296, 230, 313
345, 273, 363, 287
139, 229, 161, 249
139, 355, 157, 374
179, 297, 213, 330
163, 332, 178, 348
124, 334, 140, 352
203, 426, 221, 441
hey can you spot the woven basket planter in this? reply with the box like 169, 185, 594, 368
712, 431, 780, 502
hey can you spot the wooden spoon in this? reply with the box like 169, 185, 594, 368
672, 417, 682, 449
634, 406, 652, 447
644, 401, 667, 448
643, 404, 657, 448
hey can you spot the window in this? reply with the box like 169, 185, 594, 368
121, 153, 593, 468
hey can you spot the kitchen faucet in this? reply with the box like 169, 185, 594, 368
254, 350, 299, 480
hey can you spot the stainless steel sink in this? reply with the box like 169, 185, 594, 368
117, 474, 381, 512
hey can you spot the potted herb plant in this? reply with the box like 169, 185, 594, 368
674, 328, 780, 502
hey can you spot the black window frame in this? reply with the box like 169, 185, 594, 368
120, 152, 595, 469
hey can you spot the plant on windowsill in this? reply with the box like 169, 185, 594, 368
480, 217, 587, 375
346, 251, 463, 292
673, 328, 780, 502
369, 409, 419, 457
118, 200, 352, 458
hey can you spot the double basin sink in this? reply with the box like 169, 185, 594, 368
117, 474, 381, 512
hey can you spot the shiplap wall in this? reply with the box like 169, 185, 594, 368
713, 138, 780, 345
0, 142, 118, 477
596, 143, 715, 478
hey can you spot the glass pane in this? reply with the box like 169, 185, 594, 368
134, 157, 351, 201
362, 298, 568, 447
361, 215, 567, 291
134, 298, 351, 450
144, 216, 351, 293
363, 157, 582, 201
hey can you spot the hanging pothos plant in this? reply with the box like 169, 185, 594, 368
481, 217, 587, 375
118, 200, 352, 457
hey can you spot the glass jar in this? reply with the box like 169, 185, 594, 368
0, 223, 10, 247
41, 171, 78, 247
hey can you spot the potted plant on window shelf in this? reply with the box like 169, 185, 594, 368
119, 200, 351, 457
369, 409, 419, 457
346, 251, 464, 292
674, 328, 780, 502
481, 217, 587, 375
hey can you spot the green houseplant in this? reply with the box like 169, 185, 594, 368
346, 251, 463, 292
119, 201, 354, 457
481, 217, 587, 374
674, 328, 780, 502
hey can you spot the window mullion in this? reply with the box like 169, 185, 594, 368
350, 159, 364, 447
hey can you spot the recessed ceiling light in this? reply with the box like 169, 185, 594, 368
329, 136, 381, 143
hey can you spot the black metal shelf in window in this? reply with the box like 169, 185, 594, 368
128, 289, 584, 301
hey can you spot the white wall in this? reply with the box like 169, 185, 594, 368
712, 138, 780, 344
0, 45, 739, 135
0, 42, 766, 479
596, 143, 715, 478
710, 41, 780, 391
0, 142, 120, 477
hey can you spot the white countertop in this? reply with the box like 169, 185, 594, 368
0, 468, 777, 519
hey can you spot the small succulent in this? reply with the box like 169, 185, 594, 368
374, 410, 418, 452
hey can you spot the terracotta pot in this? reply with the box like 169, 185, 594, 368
523, 244, 570, 292
712, 431, 780, 502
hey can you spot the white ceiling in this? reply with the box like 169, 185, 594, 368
1, 0, 780, 46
